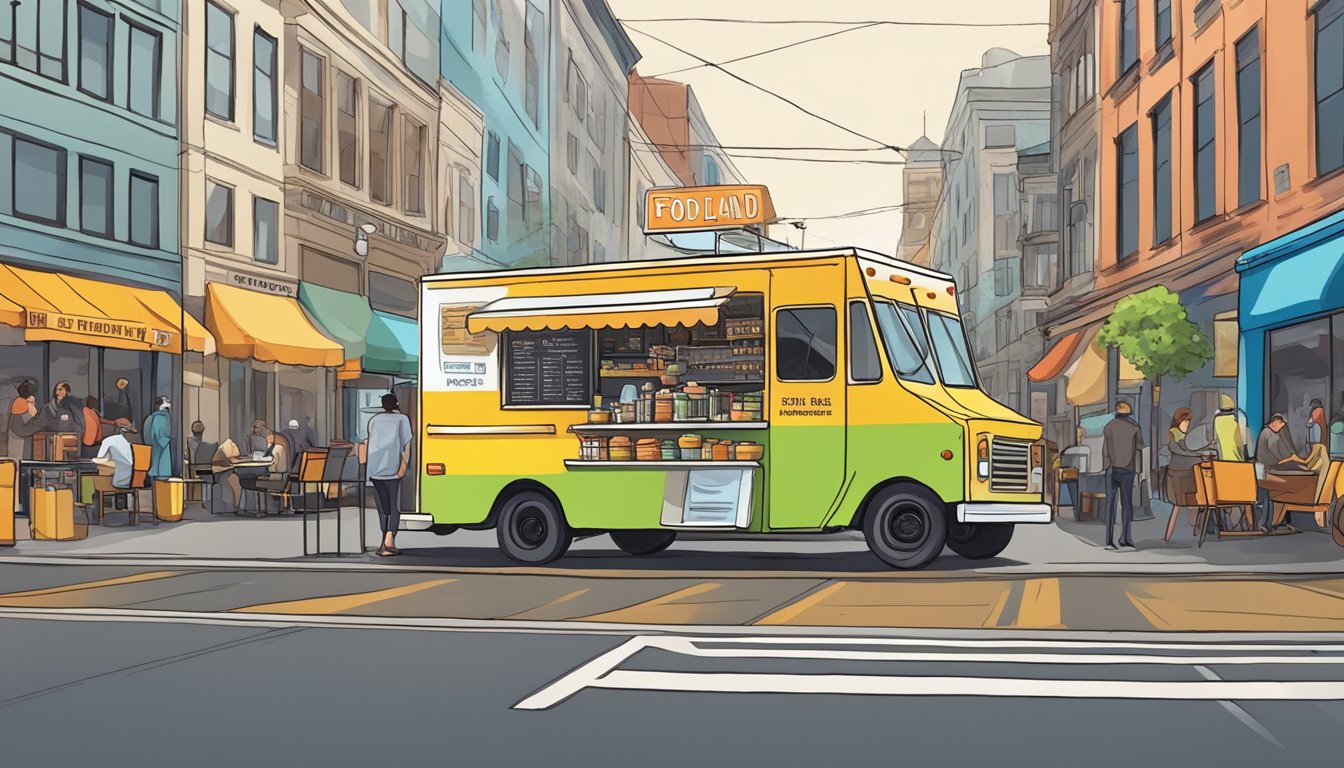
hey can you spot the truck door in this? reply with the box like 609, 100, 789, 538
767, 267, 847, 529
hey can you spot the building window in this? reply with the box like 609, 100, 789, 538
253, 28, 277, 145
77, 3, 112, 100
205, 1, 234, 121
1030, 192, 1058, 233
1152, 94, 1173, 245
524, 165, 542, 231
369, 96, 394, 205
1235, 27, 1262, 207
1193, 61, 1217, 222
491, 0, 509, 81
471, 0, 486, 52
992, 172, 1018, 256
848, 302, 882, 383
704, 156, 720, 186
485, 197, 499, 241
506, 140, 523, 229
252, 196, 278, 264
776, 307, 837, 382
335, 71, 359, 187
590, 155, 605, 214
1268, 318, 1332, 430
566, 133, 578, 175
128, 171, 158, 248
570, 62, 587, 119
592, 240, 605, 263
1316, 1, 1344, 175
403, 119, 425, 214
1155, 0, 1172, 48
299, 48, 325, 173
524, 1, 541, 128
78, 156, 113, 237
486, 131, 500, 180
1213, 311, 1238, 378
11, 135, 65, 226
3, 0, 67, 82
985, 125, 1016, 148
1023, 244, 1056, 290
127, 22, 161, 120
205, 179, 234, 247
457, 172, 475, 245
588, 89, 605, 148
369, 271, 418, 316
1118, 0, 1137, 74
1067, 201, 1088, 278
1116, 122, 1139, 259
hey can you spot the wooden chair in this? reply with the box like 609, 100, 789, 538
95, 443, 153, 526
1203, 461, 1261, 545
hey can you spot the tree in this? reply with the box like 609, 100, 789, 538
1097, 286, 1214, 470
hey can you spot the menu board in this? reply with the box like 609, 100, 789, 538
504, 330, 593, 406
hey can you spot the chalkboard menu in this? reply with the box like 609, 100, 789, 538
504, 330, 593, 406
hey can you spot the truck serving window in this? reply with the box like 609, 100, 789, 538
775, 307, 836, 381
872, 301, 934, 385
926, 310, 977, 388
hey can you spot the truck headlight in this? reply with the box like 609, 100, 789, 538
977, 438, 990, 479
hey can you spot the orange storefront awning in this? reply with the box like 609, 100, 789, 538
205, 282, 344, 368
1027, 330, 1086, 383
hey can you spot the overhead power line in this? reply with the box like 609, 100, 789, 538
625, 27, 902, 154
649, 21, 883, 78
622, 18, 1049, 28
629, 146, 905, 165
631, 139, 888, 152
781, 204, 908, 222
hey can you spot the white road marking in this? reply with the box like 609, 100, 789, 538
1195, 664, 1286, 749
513, 637, 651, 711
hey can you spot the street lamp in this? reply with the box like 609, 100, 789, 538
353, 222, 377, 258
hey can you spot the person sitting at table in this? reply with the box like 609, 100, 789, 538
4, 379, 39, 459
1164, 408, 1213, 541
93, 422, 138, 509
80, 396, 103, 460
42, 380, 84, 437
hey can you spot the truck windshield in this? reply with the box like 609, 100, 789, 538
872, 300, 934, 384
926, 310, 978, 388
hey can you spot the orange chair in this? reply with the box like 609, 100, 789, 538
94, 443, 154, 526
1272, 461, 1342, 530
1195, 461, 1262, 546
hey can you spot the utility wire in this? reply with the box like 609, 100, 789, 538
625, 26, 902, 154
622, 17, 1049, 28
780, 204, 908, 222
649, 21, 882, 78
629, 146, 906, 165
630, 139, 888, 152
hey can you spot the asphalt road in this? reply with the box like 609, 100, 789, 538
2, 613, 1344, 766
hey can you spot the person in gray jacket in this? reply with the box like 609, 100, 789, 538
1102, 400, 1143, 550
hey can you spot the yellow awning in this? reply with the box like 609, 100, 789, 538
205, 282, 344, 367
128, 287, 215, 355
0, 264, 201, 353
1065, 326, 1145, 406
336, 359, 362, 381
466, 287, 736, 334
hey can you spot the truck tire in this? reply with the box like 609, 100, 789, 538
862, 485, 947, 570
496, 490, 572, 565
610, 530, 676, 556
947, 521, 1014, 560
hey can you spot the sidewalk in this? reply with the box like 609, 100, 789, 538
6, 498, 1344, 575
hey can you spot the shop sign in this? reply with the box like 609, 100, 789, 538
225, 270, 297, 297
644, 185, 779, 234
26, 310, 173, 347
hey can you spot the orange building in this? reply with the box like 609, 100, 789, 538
1041, 0, 1344, 432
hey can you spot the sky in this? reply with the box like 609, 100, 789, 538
607, 0, 1050, 253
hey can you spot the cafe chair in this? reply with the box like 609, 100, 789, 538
94, 444, 153, 526
1272, 460, 1343, 531
261, 447, 327, 513
1194, 461, 1261, 547
189, 442, 220, 514
300, 444, 353, 557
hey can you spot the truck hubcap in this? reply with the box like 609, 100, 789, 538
514, 508, 548, 549
887, 504, 928, 547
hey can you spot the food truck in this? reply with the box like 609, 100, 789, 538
410, 247, 1049, 569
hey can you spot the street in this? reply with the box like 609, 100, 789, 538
3, 612, 1344, 766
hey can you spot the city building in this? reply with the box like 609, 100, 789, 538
1017, 141, 1061, 430
438, 80, 486, 267
550, 0, 638, 265
627, 71, 745, 189
625, 102, 687, 261
0, 0, 190, 461
1042, 0, 1344, 445
928, 48, 1051, 414
441, 0, 551, 269
895, 136, 944, 267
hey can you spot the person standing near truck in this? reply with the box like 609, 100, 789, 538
366, 393, 412, 557
1102, 400, 1143, 550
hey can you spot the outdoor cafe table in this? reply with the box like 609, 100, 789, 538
16, 460, 101, 517
230, 459, 278, 516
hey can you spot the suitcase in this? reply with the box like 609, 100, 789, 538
30, 486, 88, 541
0, 459, 15, 546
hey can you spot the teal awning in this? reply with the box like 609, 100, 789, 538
365, 310, 418, 376
298, 282, 373, 360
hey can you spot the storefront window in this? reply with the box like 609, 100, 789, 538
1333, 314, 1344, 420
48, 342, 96, 405
1268, 318, 1332, 442
279, 366, 324, 445
251, 368, 274, 428
104, 349, 148, 427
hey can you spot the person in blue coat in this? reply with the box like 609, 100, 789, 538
142, 396, 173, 479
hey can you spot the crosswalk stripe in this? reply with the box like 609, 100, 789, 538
1013, 578, 1063, 628
0, 571, 186, 604
753, 582, 847, 625
231, 578, 457, 615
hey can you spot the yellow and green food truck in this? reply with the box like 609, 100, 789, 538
409, 247, 1049, 569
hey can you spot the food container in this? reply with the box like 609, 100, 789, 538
735, 442, 764, 461
578, 435, 610, 461
619, 403, 637, 423
700, 438, 718, 460
661, 440, 678, 460
678, 434, 702, 461
712, 441, 733, 461
635, 438, 662, 461
587, 408, 611, 423
608, 436, 633, 461
654, 392, 674, 423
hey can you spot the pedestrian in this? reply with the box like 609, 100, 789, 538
142, 395, 173, 479
104, 377, 133, 423
4, 379, 39, 459
1212, 393, 1249, 462
1163, 408, 1213, 542
80, 396, 103, 459
364, 393, 412, 557
1102, 400, 1143, 550
42, 381, 84, 437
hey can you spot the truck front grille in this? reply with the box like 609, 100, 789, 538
990, 439, 1031, 492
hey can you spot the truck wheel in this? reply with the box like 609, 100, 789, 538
610, 530, 676, 556
862, 485, 947, 570
497, 491, 572, 565
428, 524, 458, 536
947, 522, 1014, 559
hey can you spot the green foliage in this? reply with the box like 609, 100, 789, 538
1097, 286, 1214, 382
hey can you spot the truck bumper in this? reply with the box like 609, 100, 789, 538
398, 513, 435, 531
956, 502, 1052, 524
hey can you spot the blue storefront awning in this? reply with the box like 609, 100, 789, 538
1237, 208, 1344, 332
365, 310, 418, 377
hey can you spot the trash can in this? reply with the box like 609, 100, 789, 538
1, 459, 15, 546
30, 486, 88, 541
153, 478, 187, 523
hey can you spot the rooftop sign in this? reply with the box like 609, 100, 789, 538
644, 185, 778, 234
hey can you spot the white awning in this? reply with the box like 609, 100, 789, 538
466, 287, 737, 334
